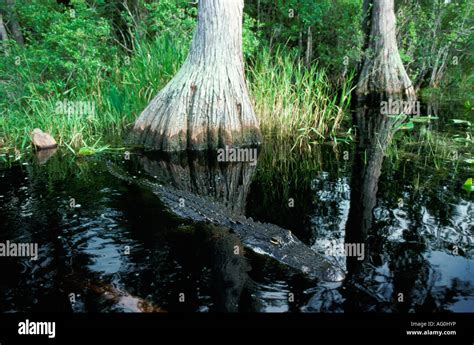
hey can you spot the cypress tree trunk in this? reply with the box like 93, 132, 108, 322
357, 0, 416, 100
0, 13, 8, 39
6, 0, 24, 46
0, 1, 9, 53
132, 0, 262, 151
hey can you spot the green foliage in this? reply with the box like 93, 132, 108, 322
463, 178, 474, 192
398, 120, 415, 131
245, 0, 364, 80
0, 32, 187, 152
396, 0, 474, 90
0, 0, 471, 157
389, 121, 473, 172
142, 0, 196, 41
243, 13, 261, 60
248, 47, 354, 151
4, 0, 114, 96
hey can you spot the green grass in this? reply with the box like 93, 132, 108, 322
0, 34, 188, 155
248, 47, 355, 151
387, 122, 473, 172
1, 35, 355, 158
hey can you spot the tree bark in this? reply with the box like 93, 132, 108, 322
305, 26, 312, 66
0, 9, 11, 56
0, 13, 8, 41
356, 0, 415, 100
361, 0, 372, 51
6, 0, 24, 46
131, 0, 262, 151
0, 13, 9, 53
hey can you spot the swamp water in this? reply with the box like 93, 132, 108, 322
0, 102, 472, 313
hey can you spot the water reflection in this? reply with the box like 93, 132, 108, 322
134, 152, 255, 311
0, 99, 472, 313
341, 101, 474, 312
137, 151, 257, 215
346, 104, 399, 270
178, 223, 251, 312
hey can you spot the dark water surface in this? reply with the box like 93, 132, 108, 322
1, 102, 472, 313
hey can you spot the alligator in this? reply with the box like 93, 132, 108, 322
106, 160, 345, 282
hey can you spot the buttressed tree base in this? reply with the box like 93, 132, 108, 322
131, 0, 262, 151
357, 0, 416, 101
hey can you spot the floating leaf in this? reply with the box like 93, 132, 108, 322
463, 178, 474, 192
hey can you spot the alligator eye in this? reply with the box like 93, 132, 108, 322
270, 237, 280, 245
